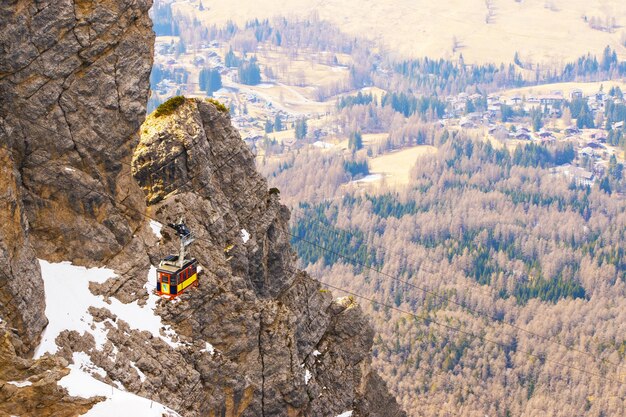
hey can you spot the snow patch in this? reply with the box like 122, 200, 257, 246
35, 261, 181, 359
59, 352, 180, 417
336, 412, 353, 417
130, 362, 147, 383
241, 229, 250, 243
35, 261, 116, 358
149, 220, 163, 239
201, 342, 215, 355
7, 380, 32, 388
352, 174, 382, 184
304, 369, 312, 385
313, 350, 322, 357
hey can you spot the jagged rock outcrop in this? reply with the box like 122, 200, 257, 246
0, 0, 154, 354
123, 98, 406, 416
0, 324, 102, 416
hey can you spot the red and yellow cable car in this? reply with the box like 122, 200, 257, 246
156, 219, 199, 298
156, 256, 198, 297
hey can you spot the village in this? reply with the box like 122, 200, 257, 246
444, 85, 626, 187
150, 32, 626, 191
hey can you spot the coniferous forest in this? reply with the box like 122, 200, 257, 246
261, 132, 626, 416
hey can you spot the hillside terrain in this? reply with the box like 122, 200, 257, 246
146, 1, 626, 415
173, 0, 626, 64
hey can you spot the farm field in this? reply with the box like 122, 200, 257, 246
368, 145, 438, 186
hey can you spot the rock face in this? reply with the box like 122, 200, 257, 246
0, 324, 102, 417
0, 0, 154, 354
0, 145, 47, 357
125, 98, 406, 416
0, 0, 154, 265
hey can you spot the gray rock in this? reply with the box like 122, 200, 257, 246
130, 100, 405, 416
0, 0, 154, 265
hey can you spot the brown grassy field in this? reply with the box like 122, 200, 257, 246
174, 0, 626, 64
368, 145, 438, 186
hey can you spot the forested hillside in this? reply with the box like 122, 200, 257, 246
152, 2, 626, 415
261, 134, 626, 415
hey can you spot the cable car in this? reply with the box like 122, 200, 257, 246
156, 219, 199, 298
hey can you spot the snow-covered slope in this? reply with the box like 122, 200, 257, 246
61, 352, 180, 416
36, 260, 182, 415
36, 260, 182, 358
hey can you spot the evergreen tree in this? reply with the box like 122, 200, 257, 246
198, 69, 222, 95
600, 176, 612, 194
609, 154, 623, 181
274, 114, 283, 132
501, 104, 514, 122
348, 131, 364, 151
265, 119, 274, 134
175, 40, 186, 57
530, 107, 543, 131
576, 104, 594, 129
225, 47, 239, 68
295, 118, 308, 139
238, 57, 261, 85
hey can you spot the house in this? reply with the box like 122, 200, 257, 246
570, 89, 583, 100
586, 142, 604, 150
459, 118, 477, 129
487, 94, 501, 104
580, 147, 596, 157
565, 126, 581, 136
283, 138, 297, 148
613, 121, 625, 130
466, 112, 483, 122
513, 131, 532, 140
489, 125, 509, 137
538, 94, 565, 107
573, 167, 594, 186
559, 165, 594, 186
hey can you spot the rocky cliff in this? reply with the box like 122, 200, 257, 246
126, 98, 406, 416
0, 0, 154, 356
0, 1, 405, 416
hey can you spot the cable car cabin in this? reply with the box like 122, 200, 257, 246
156, 255, 198, 298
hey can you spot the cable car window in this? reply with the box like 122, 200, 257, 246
161, 274, 170, 284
